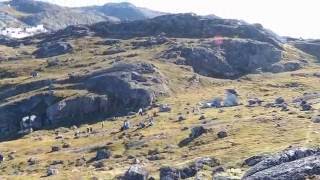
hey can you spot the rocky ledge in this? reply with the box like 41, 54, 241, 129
243, 147, 320, 179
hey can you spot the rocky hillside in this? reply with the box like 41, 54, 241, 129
1, 12, 320, 179
0, 0, 164, 31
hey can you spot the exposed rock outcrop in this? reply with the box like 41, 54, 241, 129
83, 62, 169, 112
33, 41, 73, 58
159, 157, 219, 179
91, 13, 283, 48
243, 147, 320, 179
162, 38, 288, 79
0, 62, 169, 137
46, 94, 109, 124
291, 40, 320, 60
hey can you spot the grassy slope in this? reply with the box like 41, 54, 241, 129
0, 37, 320, 179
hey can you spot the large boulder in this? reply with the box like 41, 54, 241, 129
33, 41, 73, 58
243, 147, 320, 179
84, 62, 169, 112
95, 149, 112, 161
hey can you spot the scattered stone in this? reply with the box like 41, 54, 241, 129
27, 157, 38, 165
280, 103, 289, 111
194, 157, 220, 169
312, 115, 320, 123
75, 157, 86, 167
55, 135, 63, 139
178, 115, 186, 121
199, 115, 206, 120
300, 100, 312, 111
7, 154, 14, 160
62, 143, 71, 148
51, 160, 64, 165
95, 149, 111, 161
248, 98, 263, 107
159, 104, 172, 112
147, 154, 164, 161
93, 161, 106, 169
190, 126, 207, 139
123, 165, 149, 180
275, 97, 285, 104
148, 149, 160, 156
181, 127, 189, 131
301, 103, 312, 111
47, 166, 59, 176
51, 146, 61, 152
217, 130, 228, 139
179, 126, 207, 147
114, 154, 123, 159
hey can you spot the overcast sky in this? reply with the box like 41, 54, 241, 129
3, 0, 320, 38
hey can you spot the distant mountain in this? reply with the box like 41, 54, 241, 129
79, 2, 166, 21
0, 0, 165, 31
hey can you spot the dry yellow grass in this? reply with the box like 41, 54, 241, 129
0, 37, 320, 179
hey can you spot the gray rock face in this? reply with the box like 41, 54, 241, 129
243, 147, 320, 180
291, 40, 320, 60
266, 61, 302, 73
162, 38, 286, 79
46, 94, 109, 124
124, 165, 149, 180
33, 41, 73, 58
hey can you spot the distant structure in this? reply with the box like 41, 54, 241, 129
0, 25, 47, 39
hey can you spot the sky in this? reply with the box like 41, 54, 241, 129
3, 0, 320, 38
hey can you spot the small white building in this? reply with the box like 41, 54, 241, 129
0, 25, 47, 39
